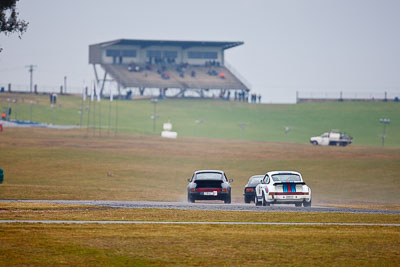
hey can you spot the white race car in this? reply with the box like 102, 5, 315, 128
255, 171, 312, 207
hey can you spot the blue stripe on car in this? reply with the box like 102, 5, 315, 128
291, 184, 296, 192
283, 184, 288, 192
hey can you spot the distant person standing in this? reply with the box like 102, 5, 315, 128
258, 94, 261, 103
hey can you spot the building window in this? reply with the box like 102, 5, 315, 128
147, 50, 162, 58
121, 50, 136, 57
106, 49, 137, 58
188, 51, 218, 59
163, 51, 178, 58
106, 49, 120, 57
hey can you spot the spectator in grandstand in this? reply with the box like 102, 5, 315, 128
162, 72, 170, 80
128, 63, 141, 72
180, 72, 184, 78
176, 66, 183, 73
191, 70, 196, 77
219, 72, 226, 79
208, 69, 218, 76
146, 64, 153, 70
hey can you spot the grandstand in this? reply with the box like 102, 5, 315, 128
89, 39, 250, 98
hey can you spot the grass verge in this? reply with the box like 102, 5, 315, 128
1, 223, 399, 266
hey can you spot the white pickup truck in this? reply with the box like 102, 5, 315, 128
310, 131, 352, 146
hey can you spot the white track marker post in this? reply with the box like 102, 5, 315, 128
108, 89, 113, 136
97, 91, 101, 137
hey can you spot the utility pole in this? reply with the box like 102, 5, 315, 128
64, 76, 67, 94
25, 65, 38, 93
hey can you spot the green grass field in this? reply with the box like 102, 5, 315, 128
1, 93, 399, 147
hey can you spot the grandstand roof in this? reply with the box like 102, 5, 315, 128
92, 39, 244, 50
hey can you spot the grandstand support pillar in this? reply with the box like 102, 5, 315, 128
99, 71, 108, 97
92, 64, 100, 85
173, 89, 186, 98
117, 83, 121, 98
196, 89, 204, 98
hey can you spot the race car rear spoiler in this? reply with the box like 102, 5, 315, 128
273, 182, 306, 185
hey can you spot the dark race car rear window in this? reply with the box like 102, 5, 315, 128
271, 174, 301, 182
249, 178, 262, 185
195, 172, 222, 180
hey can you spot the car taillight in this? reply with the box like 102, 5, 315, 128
245, 188, 254, 192
190, 189, 195, 192
269, 192, 274, 196
304, 192, 309, 195
222, 189, 228, 192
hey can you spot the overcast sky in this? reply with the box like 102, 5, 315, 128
0, 0, 399, 103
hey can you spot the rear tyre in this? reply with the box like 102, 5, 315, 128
255, 195, 261, 206
188, 194, 195, 203
303, 200, 311, 207
224, 194, 231, 204
244, 196, 251, 204
311, 141, 318, 145
295, 203, 302, 207
262, 193, 270, 206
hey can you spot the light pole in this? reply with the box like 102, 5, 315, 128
151, 98, 158, 132
379, 118, 390, 147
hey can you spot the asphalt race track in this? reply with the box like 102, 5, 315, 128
1, 200, 399, 215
